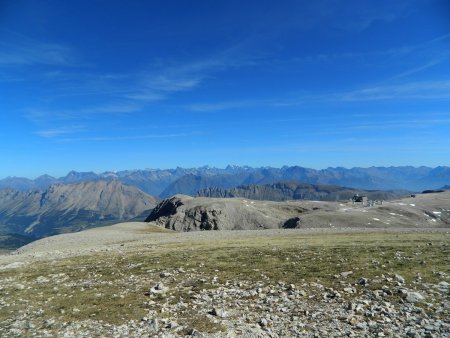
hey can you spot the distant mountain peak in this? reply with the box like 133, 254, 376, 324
1, 165, 450, 195
0, 180, 158, 240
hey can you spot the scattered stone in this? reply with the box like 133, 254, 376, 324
43, 319, 55, 328
150, 283, 169, 295
258, 318, 268, 327
436, 281, 449, 292
358, 278, 369, 286
211, 307, 228, 318
340, 271, 354, 278
347, 316, 359, 326
15, 283, 25, 290
148, 318, 159, 332
188, 328, 203, 336
1, 226, 449, 338
298, 290, 307, 297
395, 274, 405, 284
405, 291, 425, 303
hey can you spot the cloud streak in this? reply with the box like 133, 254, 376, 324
307, 118, 450, 137
271, 79, 450, 106
186, 78, 450, 113
289, 33, 450, 81
126, 48, 261, 103
27, 103, 141, 123
35, 125, 87, 138
56, 132, 202, 142
0, 33, 75, 66
24, 39, 266, 140
188, 99, 263, 112
339, 80, 450, 101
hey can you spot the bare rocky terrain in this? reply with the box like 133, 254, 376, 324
147, 191, 450, 231
0, 192, 449, 337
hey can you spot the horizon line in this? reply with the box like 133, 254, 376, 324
1, 164, 449, 181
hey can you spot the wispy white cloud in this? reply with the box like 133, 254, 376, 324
257, 0, 408, 36
390, 54, 450, 80
307, 118, 450, 136
124, 93, 164, 102
26, 42, 261, 106
185, 78, 450, 113
35, 125, 86, 138
339, 80, 450, 101
188, 100, 262, 112
25, 48, 261, 136
127, 73, 203, 102
289, 33, 450, 81
126, 51, 260, 102
56, 132, 202, 142
27, 103, 141, 123
269, 79, 450, 105
342, 4, 401, 32
388, 34, 450, 79
0, 33, 75, 66
87, 103, 141, 114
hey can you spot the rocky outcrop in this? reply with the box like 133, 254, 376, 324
147, 191, 450, 232
145, 195, 186, 223
146, 195, 308, 231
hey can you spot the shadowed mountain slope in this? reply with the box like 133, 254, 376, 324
0, 180, 158, 240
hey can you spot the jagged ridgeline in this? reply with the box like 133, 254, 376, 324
1, 166, 450, 197
196, 181, 404, 201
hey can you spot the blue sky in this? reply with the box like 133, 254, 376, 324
1, 0, 450, 178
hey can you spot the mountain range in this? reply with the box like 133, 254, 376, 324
0, 180, 157, 241
0, 166, 249, 196
1, 165, 449, 250
1, 165, 450, 196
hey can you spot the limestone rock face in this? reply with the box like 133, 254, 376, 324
146, 195, 306, 231
146, 191, 450, 232
145, 195, 188, 223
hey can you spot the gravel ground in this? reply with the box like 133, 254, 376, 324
0, 223, 449, 337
